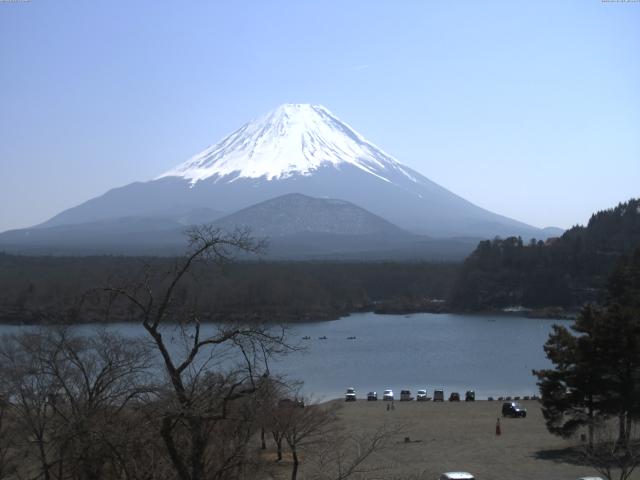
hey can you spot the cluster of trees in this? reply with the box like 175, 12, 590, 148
0, 252, 457, 325
0, 227, 400, 480
0, 329, 397, 480
452, 199, 640, 310
534, 247, 640, 480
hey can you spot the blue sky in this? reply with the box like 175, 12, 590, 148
1, 0, 638, 232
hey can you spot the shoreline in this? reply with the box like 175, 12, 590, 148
0, 305, 578, 325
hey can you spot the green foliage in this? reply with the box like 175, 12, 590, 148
534, 306, 608, 441
452, 198, 640, 310
534, 248, 640, 444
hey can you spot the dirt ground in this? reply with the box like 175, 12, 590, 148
263, 399, 638, 480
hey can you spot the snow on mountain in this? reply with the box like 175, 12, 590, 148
157, 103, 417, 185
23, 102, 553, 242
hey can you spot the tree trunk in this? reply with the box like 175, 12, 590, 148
588, 399, 594, 449
625, 414, 632, 447
272, 432, 283, 461
161, 417, 190, 480
37, 438, 51, 480
290, 448, 299, 480
619, 412, 627, 446
190, 420, 206, 480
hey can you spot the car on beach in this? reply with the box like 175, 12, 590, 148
400, 389, 412, 401
465, 390, 475, 401
383, 389, 394, 401
345, 387, 356, 402
438, 472, 475, 480
433, 389, 444, 402
502, 401, 527, 417
367, 391, 378, 401
416, 389, 429, 401
449, 392, 461, 401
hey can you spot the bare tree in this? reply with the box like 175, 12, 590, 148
0, 328, 153, 480
42, 328, 153, 480
279, 402, 338, 480
103, 226, 292, 480
310, 423, 404, 480
0, 332, 60, 480
258, 377, 300, 462
0, 390, 17, 480
576, 421, 640, 480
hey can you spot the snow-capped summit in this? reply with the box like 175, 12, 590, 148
26, 103, 552, 243
157, 103, 416, 185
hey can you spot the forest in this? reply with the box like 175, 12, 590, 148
450, 199, 640, 310
0, 252, 457, 324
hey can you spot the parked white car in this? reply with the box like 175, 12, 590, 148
438, 473, 475, 480
416, 389, 429, 401
383, 389, 394, 401
345, 387, 356, 402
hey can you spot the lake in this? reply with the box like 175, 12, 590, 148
0, 312, 571, 401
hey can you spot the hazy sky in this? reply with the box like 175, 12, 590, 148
1, 1, 638, 232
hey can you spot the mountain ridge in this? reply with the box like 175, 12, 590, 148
0, 193, 479, 260
10, 103, 560, 245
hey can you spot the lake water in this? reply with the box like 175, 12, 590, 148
0, 312, 570, 401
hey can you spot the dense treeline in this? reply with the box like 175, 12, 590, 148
451, 199, 640, 310
0, 253, 458, 324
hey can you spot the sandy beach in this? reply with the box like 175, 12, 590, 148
263, 399, 637, 480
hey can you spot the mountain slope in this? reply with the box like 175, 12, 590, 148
211, 193, 409, 237
0, 193, 479, 259
0, 207, 223, 255
34, 104, 551, 240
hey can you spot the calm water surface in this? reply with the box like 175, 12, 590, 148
0, 312, 570, 401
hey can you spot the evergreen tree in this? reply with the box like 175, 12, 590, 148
534, 306, 607, 447
534, 247, 640, 445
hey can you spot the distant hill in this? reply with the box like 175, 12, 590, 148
211, 193, 408, 237
0, 193, 478, 260
450, 198, 640, 310
211, 193, 480, 260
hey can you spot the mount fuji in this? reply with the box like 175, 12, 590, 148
1, 104, 559, 257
